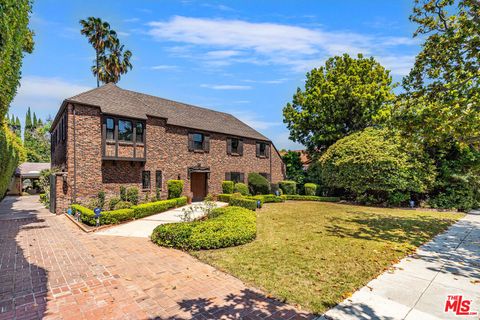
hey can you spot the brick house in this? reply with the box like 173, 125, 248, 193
49, 83, 285, 213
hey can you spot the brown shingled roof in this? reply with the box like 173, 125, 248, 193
63, 83, 269, 141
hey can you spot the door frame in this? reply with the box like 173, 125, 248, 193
188, 166, 210, 201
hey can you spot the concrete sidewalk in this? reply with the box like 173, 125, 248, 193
96, 201, 228, 238
322, 211, 480, 320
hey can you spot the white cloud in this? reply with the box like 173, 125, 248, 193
231, 111, 282, 130
150, 64, 179, 70
377, 55, 416, 76
11, 76, 92, 112
147, 16, 418, 75
124, 17, 140, 23
273, 131, 305, 150
200, 84, 252, 90
117, 31, 130, 37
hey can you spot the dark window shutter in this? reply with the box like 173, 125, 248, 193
227, 138, 232, 154
239, 172, 245, 183
238, 140, 244, 155
188, 133, 194, 151
256, 142, 260, 157
204, 135, 210, 152
225, 172, 231, 181
265, 144, 270, 158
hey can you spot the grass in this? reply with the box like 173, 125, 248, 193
192, 201, 463, 314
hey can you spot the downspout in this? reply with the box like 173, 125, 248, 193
269, 142, 272, 182
73, 104, 77, 203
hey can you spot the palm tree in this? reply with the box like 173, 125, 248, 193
79, 17, 117, 87
93, 37, 133, 84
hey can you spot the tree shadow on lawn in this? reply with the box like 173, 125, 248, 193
326, 211, 457, 247
327, 211, 480, 279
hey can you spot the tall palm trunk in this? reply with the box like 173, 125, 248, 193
96, 49, 99, 87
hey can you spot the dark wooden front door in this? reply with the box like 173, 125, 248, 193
191, 172, 207, 202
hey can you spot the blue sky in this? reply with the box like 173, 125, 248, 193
11, 0, 420, 150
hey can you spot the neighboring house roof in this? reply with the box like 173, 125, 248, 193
59, 83, 269, 141
15, 162, 50, 178
279, 150, 312, 168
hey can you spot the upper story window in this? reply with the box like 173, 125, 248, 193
136, 122, 144, 143
256, 142, 269, 158
188, 132, 210, 152
193, 133, 204, 150
106, 117, 114, 140
118, 119, 133, 142
227, 137, 243, 155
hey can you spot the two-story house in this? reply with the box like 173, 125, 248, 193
49, 83, 285, 213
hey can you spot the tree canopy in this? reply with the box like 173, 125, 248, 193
392, 0, 480, 148
283, 53, 395, 153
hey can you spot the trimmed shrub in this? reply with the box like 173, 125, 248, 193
114, 201, 132, 210
71, 204, 135, 226
261, 194, 285, 203
229, 196, 257, 211
304, 183, 317, 196
248, 173, 270, 195
234, 182, 249, 196
132, 199, 177, 219
284, 195, 340, 202
108, 197, 121, 210
98, 191, 106, 209
245, 195, 264, 208
217, 194, 233, 203
222, 181, 234, 194
120, 186, 127, 201
126, 187, 139, 205
39, 193, 47, 204
320, 128, 436, 205
151, 206, 256, 250
279, 181, 297, 195
167, 180, 184, 199
175, 196, 188, 207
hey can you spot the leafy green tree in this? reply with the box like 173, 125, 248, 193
0, 0, 33, 197
319, 128, 436, 205
80, 17, 132, 86
283, 54, 395, 154
24, 114, 51, 162
393, 0, 480, 148
282, 151, 306, 185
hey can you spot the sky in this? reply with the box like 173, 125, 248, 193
10, 0, 421, 150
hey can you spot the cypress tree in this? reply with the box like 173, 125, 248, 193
25, 107, 32, 130
33, 112, 37, 128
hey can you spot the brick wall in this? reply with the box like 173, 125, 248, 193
55, 103, 285, 205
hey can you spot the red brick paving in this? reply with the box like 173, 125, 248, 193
0, 196, 314, 319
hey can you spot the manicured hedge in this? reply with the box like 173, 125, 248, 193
284, 195, 340, 202
259, 194, 285, 203
218, 194, 233, 203
167, 180, 184, 199
279, 181, 297, 195
248, 172, 270, 195
71, 196, 188, 225
151, 206, 256, 250
71, 204, 135, 226
229, 196, 257, 211
304, 183, 317, 196
222, 181, 234, 194
234, 182, 249, 196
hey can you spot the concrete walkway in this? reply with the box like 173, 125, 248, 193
322, 211, 480, 320
96, 201, 228, 238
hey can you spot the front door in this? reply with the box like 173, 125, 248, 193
191, 172, 207, 202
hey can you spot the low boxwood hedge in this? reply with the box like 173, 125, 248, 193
71, 204, 135, 226
71, 196, 188, 225
229, 196, 257, 211
218, 194, 233, 202
151, 206, 256, 250
284, 195, 340, 202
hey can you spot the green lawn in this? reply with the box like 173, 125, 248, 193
192, 201, 463, 314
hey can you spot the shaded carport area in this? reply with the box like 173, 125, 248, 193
7, 162, 50, 196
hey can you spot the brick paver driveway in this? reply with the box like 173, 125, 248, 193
0, 196, 312, 320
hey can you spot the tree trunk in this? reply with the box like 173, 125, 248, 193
96, 49, 99, 87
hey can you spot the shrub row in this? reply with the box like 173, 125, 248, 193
229, 196, 258, 211
132, 197, 187, 219
71, 196, 188, 226
284, 195, 340, 202
151, 206, 256, 250
279, 181, 297, 195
